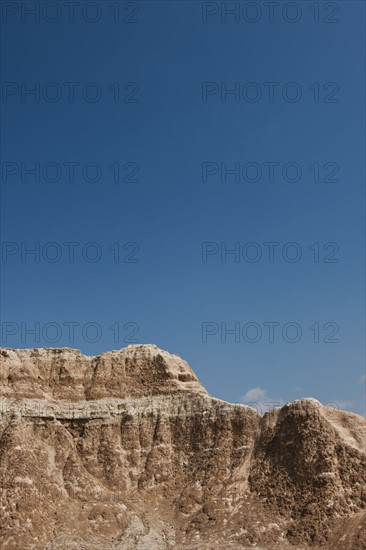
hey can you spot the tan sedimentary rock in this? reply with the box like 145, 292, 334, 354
0, 345, 365, 549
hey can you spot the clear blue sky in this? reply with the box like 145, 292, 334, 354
1, 1, 365, 414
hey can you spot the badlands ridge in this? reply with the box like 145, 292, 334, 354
0, 344, 365, 549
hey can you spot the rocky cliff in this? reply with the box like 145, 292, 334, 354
0, 345, 365, 549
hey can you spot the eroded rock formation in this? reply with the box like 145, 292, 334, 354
0, 345, 365, 549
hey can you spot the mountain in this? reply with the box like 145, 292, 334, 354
0, 344, 365, 549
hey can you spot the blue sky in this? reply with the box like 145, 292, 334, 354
1, 1, 365, 414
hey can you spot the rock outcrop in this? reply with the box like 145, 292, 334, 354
0, 345, 365, 549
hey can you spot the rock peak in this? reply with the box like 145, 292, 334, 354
0, 344, 208, 401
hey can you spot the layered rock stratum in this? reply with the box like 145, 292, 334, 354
0, 344, 365, 549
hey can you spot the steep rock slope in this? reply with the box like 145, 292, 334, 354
0, 345, 365, 549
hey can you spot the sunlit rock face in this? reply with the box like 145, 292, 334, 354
0, 345, 365, 549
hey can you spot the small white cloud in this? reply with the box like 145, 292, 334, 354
242, 387, 267, 401
240, 387, 284, 415
359, 373, 366, 384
